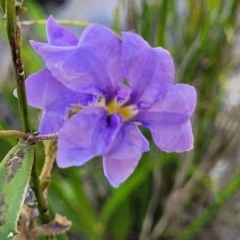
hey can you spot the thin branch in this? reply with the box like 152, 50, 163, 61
0, 130, 28, 139
27, 133, 58, 144
40, 141, 57, 182
21, 19, 90, 27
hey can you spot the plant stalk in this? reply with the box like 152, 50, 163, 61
0, 130, 28, 139
31, 151, 51, 224
6, 0, 31, 133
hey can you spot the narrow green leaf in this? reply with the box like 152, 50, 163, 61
0, 0, 5, 14
0, 143, 34, 239
108, 201, 132, 240
155, 0, 169, 47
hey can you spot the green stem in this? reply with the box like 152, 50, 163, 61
0, 130, 28, 139
31, 151, 51, 224
6, 0, 31, 133
0, 131, 58, 142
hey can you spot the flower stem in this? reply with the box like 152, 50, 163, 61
21, 19, 90, 27
0, 130, 28, 139
5, 0, 31, 133
27, 133, 58, 144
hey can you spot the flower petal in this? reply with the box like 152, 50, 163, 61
135, 84, 196, 123
103, 123, 149, 187
136, 111, 189, 127
150, 84, 197, 115
39, 110, 64, 134
30, 24, 124, 99
46, 16, 79, 46
25, 68, 69, 109
56, 107, 122, 168
150, 120, 194, 152
80, 24, 124, 93
135, 84, 196, 152
92, 112, 123, 155
25, 68, 94, 134
121, 32, 174, 106
30, 42, 113, 97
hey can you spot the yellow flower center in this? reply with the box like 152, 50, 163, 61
99, 98, 137, 121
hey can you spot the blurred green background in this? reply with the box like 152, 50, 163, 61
1, 0, 240, 239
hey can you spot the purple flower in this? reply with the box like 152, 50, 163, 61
27, 16, 196, 187
25, 68, 95, 134
25, 17, 94, 134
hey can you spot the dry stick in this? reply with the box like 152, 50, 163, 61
27, 133, 58, 144
40, 141, 57, 185
39, 140, 57, 232
174, 150, 195, 189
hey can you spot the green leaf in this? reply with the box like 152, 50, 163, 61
0, 0, 5, 14
0, 143, 34, 239
108, 201, 132, 240
16, 7, 27, 16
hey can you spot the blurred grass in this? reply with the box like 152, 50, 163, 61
0, 0, 240, 239
175, 170, 240, 240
